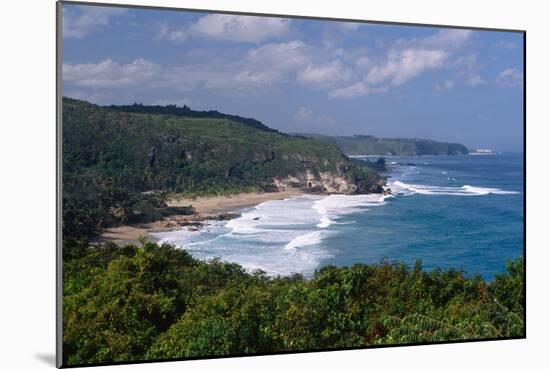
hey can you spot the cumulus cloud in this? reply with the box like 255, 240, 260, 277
297, 61, 352, 86
63, 42, 309, 94
453, 53, 478, 71
496, 68, 523, 86
465, 74, 487, 87
63, 6, 125, 38
366, 49, 447, 86
234, 41, 309, 84
159, 14, 290, 43
420, 29, 473, 49
63, 59, 161, 88
327, 29, 473, 99
157, 23, 188, 42
329, 82, 389, 99
64, 27, 477, 101
435, 79, 455, 91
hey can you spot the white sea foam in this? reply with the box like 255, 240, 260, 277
462, 185, 519, 195
390, 180, 519, 196
284, 231, 324, 250
153, 193, 388, 277
312, 194, 386, 227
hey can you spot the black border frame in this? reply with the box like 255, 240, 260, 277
56, 1, 527, 368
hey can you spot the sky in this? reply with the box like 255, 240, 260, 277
61, 4, 524, 151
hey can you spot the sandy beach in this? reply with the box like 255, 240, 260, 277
167, 188, 305, 215
97, 188, 306, 245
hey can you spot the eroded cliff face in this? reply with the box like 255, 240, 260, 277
273, 169, 385, 194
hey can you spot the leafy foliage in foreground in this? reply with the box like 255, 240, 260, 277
63, 242, 524, 366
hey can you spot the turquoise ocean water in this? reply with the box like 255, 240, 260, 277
155, 153, 524, 280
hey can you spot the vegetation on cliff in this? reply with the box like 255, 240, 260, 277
62, 241, 524, 366
299, 134, 469, 156
106, 102, 281, 134
62, 98, 383, 240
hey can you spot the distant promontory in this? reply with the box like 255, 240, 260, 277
294, 134, 469, 156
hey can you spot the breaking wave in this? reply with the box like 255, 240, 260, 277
390, 180, 519, 196
153, 193, 387, 277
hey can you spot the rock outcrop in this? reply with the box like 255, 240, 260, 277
274, 170, 386, 194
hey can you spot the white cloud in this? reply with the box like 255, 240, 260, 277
63, 59, 161, 88
62, 42, 309, 95
435, 79, 455, 91
356, 56, 371, 68
443, 79, 455, 89
159, 14, 290, 43
63, 6, 125, 38
366, 49, 447, 86
64, 27, 477, 102
496, 68, 523, 86
453, 53, 478, 71
421, 29, 473, 49
329, 82, 370, 99
451, 53, 491, 88
329, 82, 388, 99
157, 23, 188, 42
328, 29, 473, 99
293, 107, 336, 127
294, 107, 313, 121
326, 31, 473, 99
465, 74, 487, 87
297, 61, 351, 86
235, 41, 309, 84
246, 41, 308, 68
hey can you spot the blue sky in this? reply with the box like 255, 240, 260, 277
62, 4, 524, 151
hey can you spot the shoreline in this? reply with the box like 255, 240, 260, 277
96, 188, 307, 245
166, 188, 306, 215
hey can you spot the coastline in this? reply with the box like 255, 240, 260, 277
97, 188, 307, 245
166, 188, 306, 215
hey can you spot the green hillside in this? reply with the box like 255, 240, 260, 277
62, 98, 383, 239
107, 102, 281, 134
298, 134, 469, 156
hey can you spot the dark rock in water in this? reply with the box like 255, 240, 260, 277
354, 177, 387, 194
383, 188, 392, 195
406, 163, 416, 166
217, 213, 240, 221
180, 221, 204, 228
253, 217, 260, 221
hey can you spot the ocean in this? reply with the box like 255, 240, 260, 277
154, 153, 524, 280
